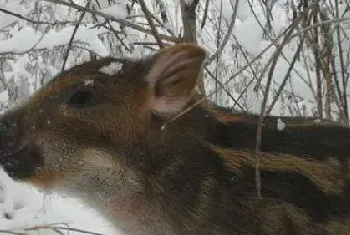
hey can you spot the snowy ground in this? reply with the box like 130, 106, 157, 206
0, 168, 121, 235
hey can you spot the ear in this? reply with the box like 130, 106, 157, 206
147, 44, 206, 116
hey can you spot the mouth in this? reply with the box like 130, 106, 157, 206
0, 145, 43, 180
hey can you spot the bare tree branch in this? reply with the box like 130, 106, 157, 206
205, 67, 245, 111
0, 8, 75, 27
0, 27, 49, 56
42, 0, 179, 43
289, 16, 350, 41
160, 30, 287, 129
60, 0, 91, 73
266, 39, 304, 115
0, 230, 25, 235
0, 222, 108, 235
335, 0, 349, 121
138, 0, 164, 49
205, 0, 239, 66
200, 0, 210, 29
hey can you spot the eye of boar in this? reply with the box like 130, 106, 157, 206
66, 90, 95, 107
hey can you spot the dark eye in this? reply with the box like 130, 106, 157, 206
66, 90, 95, 107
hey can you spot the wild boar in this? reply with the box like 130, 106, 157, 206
0, 44, 350, 235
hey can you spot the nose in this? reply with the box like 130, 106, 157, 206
0, 112, 42, 180
0, 145, 42, 179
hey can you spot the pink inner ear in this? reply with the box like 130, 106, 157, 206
146, 50, 192, 87
151, 96, 189, 115
147, 45, 206, 116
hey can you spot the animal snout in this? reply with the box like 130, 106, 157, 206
0, 114, 42, 179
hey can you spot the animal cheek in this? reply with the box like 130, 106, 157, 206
80, 149, 121, 171
23, 112, 49, 133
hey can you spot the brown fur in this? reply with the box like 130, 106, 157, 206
199, 101, 350, 174
0, 44, 350, 235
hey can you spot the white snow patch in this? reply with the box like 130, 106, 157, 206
184, 0, 193, 5
0, 169, 16, 219
0, 168, 123, 235
100, 4, 127, 19
0, 26, 110, 56
314, 119, 321, 123
0, 90, 8, 103
235, 17, 263, 55
0, 1, 31, 29
99, 62, 123, 76
277, 118, 285, 132
0, 13, 17, 29
84, 79, 94, 86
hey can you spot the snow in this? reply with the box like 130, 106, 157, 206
0, 14, 17, 30
0, 26, 110, 57
235, 17, 263, 55
277, 118, 286, 132
0, 168, 122, 235
83, 79, 94, 86
0, 90, 8, 103
183, 0, 193, 6
99, 62, 123, 76
0, 0, 31, 29
314, 119, 321, 124
100, 4, 127, 19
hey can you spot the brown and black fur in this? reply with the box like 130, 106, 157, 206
203, 104, 350, 173
0, 44, 350, 235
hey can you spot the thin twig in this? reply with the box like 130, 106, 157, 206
205, 67, 245, 111
1, 221, 111, 235
25, 225, 107, 235
200, 0, 210, 29
335, 0, 349, 121
138, 0, 164, 49
161, 32, 283, 129
250, 1, 305, 90
266, 39, 304, 115
43, 0, 179, 43
205, 0, 239, 65
252, 10, 305, 199
149, 12, 175, 37
288, 16, 350, 41
0, 8, 75, 26
0, 26, 49, 56
60, 0, 91, 73
107, 21, 131, 52
0, 230, 26, 235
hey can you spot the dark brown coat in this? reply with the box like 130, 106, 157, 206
0, 44, 350, 235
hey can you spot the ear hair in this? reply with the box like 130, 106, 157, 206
146, 44, 207, 117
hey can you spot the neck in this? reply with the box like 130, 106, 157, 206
52, 161, 176, 235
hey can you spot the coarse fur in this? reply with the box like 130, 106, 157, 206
0, 44, 350, 235
203, 103, 350, 173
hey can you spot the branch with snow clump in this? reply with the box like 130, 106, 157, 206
43, 0, 178, 43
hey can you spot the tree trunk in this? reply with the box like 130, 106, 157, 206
179, 0, 206, 97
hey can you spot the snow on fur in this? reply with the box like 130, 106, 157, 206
99, 62, 124, 76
